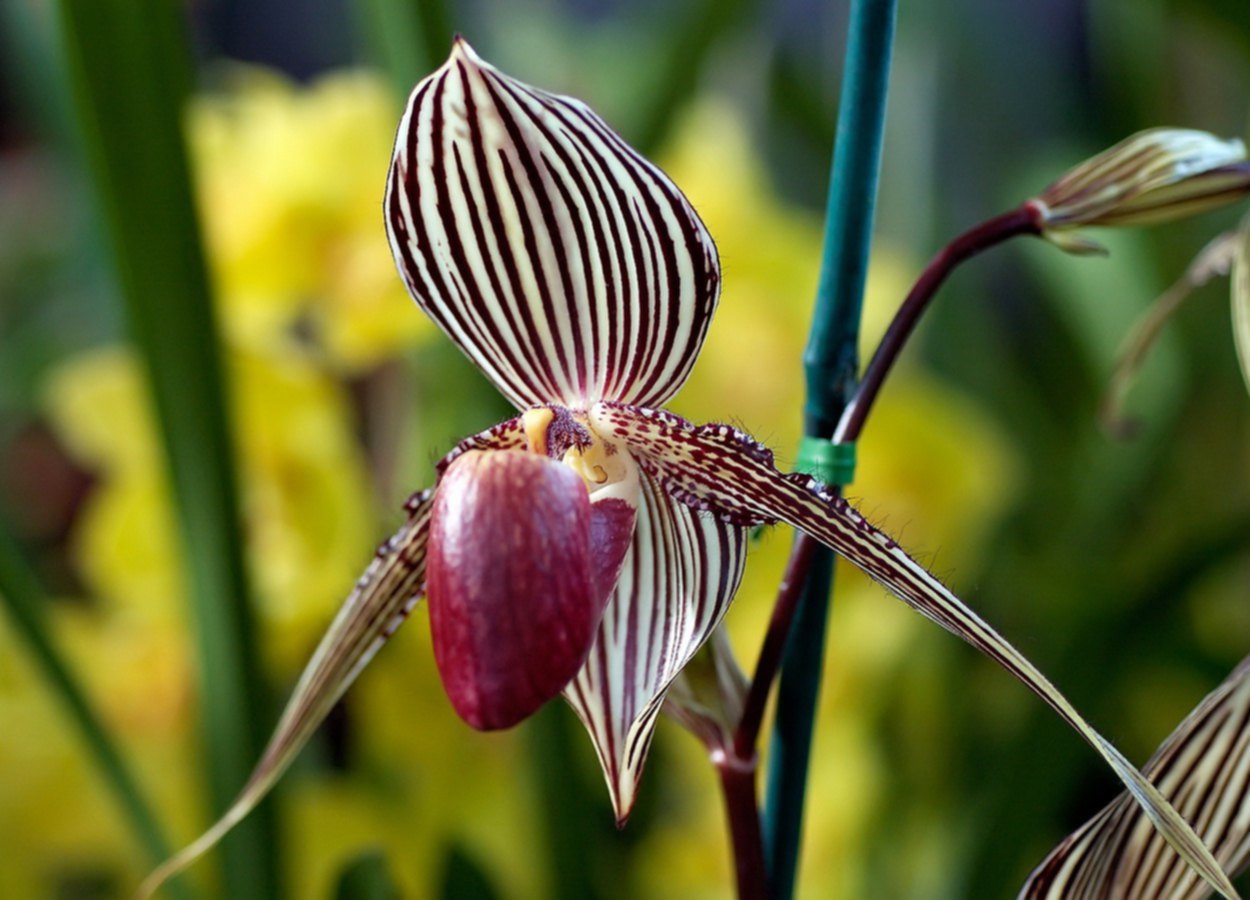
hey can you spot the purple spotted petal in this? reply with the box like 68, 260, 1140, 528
563, 469, 747, 822
589, 400, 1239, 900
1021, 655, 1250, 900
385, 38, 720, 410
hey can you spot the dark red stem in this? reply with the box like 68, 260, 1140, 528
732, 206, 1040, 761
734, 535, 820, 758
833, 204, 1041, 443
717, 751, 768, 900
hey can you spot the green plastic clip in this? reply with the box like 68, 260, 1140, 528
795, 436, 856, 486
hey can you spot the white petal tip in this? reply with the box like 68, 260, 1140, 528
448, 35, 481, 64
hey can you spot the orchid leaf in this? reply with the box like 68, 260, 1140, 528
590, 401, 1240, 900
438, 844, 502, 900
53, 0, 275, 893
0, 530, 182, 893
352, 0, 451, 100
1021, 655, 1250, 899
335, 850, 401, 900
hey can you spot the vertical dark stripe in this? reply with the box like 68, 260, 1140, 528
447, 142, 530, 402
480, 74, 583, 396
497, 80, 620, 399
457, 61, 556, 402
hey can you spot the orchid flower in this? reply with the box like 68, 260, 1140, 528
141, 39, 1241, 899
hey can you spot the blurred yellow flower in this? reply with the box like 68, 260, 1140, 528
44, 343, 376, 672
0, 574, 200, 896
190, 68, 430, 369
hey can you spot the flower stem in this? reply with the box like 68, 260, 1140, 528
716, 751, 768, 900
734, 535, 819, 759
761, 1, 897, 896
833, 204, 1042, 443
751, 204, 1041, 896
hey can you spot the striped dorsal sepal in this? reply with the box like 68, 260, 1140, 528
385, 38, 720, 411
588, 400, 1241, 900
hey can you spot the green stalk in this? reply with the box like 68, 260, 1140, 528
527, 704, 606, 900
52, 2, 280, 897
763, 1, 897, 897
629, 0, 754, 156
0, 531, 188, 899
352, 0, 452, 99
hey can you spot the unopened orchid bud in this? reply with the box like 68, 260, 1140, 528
665, 628, 748, 755
1030, 128, 1250, 255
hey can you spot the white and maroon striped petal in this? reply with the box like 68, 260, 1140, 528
1021, 655, 1250, 900
385, 39, 720, 410
139, 491, 436, 898
590, 401, 1240, 900
563, 469, 747, 822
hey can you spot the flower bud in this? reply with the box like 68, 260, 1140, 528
664, 628, 748, 754
1031, 128, 1250, 255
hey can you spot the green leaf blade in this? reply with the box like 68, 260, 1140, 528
51, 1, 281, 896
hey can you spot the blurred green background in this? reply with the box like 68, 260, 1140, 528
1, 0, 1249, 897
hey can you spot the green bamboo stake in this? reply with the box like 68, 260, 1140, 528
0, 531, 189, 899
763, 1, 897, 897
52, 1, 281, 896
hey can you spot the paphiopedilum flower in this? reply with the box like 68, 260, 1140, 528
142, 39, 1239, 898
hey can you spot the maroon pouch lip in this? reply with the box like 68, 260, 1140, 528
427, 448, 632, 731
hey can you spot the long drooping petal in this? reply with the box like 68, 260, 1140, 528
138, 492, 435, 899
428, 448, 634, 730
1021, 655, 1250, 900
563, 470, 747, 821
589, 400, 1241, 900
140, 418, 529, 897
385, 39, 720, 410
